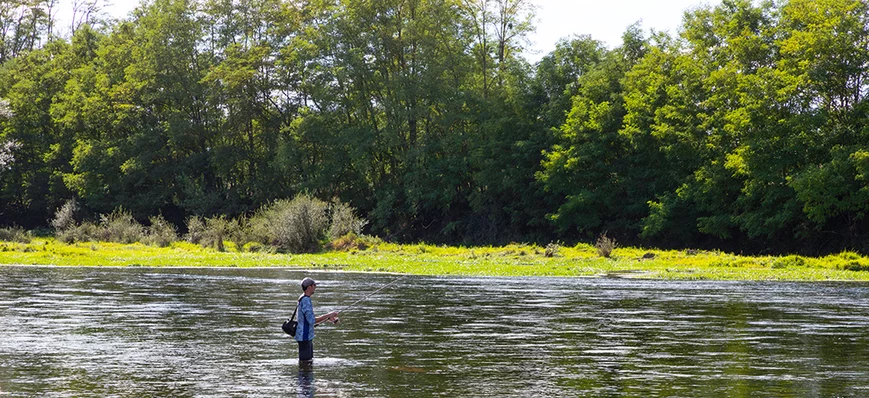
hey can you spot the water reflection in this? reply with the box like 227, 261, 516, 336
1, 266, 868, 397
297, 367, 315, 398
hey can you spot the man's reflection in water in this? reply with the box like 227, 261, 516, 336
298, 364, 315, 398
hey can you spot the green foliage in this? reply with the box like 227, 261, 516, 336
843, 262, 869, 272
54, 207, 178, 246
5, 238, 869, 282
96, 209, 145, 244
537, 27, 649, 240
144, 215, 178, 248
772, 255, 807, 269
544, 242, 560, 258
1, 0, 869, 255
328, 201, 368, 241
328, 232, 382, 252
56, 222, 99, 244
534, 35, 606, 129
228, 216, 250, 253
839, 251, 861, 261
184, 216, 206, 245
202, 216, 232, 252
595, 233, 617, 258
789, 146, 869, 225
0, 226, 30, 243
183, 215, 243, 252
0, 0, 53, 63
250, 194, 329, 253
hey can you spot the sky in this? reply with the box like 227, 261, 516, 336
58, 0, 712, 62
526, 0, 710, 60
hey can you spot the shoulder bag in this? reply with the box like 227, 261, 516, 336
281, 295, 305, 336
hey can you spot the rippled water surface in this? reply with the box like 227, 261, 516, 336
1, 266, 869, 397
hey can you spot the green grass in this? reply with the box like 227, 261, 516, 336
1, 238, 869, 282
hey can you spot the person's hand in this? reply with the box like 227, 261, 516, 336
331, 316, 340, 325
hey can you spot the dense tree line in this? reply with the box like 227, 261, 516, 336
0, 0, 867, 254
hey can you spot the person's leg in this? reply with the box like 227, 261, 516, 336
298, 339, 314, 363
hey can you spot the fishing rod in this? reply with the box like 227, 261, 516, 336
335, 274, 408, 315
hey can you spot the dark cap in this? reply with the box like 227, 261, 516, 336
300, 277, 317, 290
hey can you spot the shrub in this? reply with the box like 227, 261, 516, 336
185, 215, 242, 251
839, 251, 861, 261
56, 208, 147, 244
595, 233, 617, 258
51, 199, 79, 232
203, 216, 231, 251
328, 232, 381, 251
228, 216, 250, 252
709, 259, 730, 267
56, 227, 73, 243
772, 255, 807, 269
732, 259, 761, 268
245, 242, 276, 253
843, 261, 869, 272
96, 209, 145, 243
544, 242, 560, 257
250, 194, 329, 253
144, 215, 178, 247
185, 216, 206, 244
328, 200, 368, 240
0, 226, 30, 243
57, 222, 99, 243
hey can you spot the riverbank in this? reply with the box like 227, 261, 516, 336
1, 238, 868, 281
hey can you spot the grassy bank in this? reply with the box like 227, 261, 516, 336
1, 238, 869, 281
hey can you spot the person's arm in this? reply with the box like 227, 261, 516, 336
315, 311, 338, 326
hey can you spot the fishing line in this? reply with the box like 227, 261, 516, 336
335, 274, 408, 315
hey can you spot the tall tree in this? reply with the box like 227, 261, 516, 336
0, 0, 54, 63
537, 25, 648, 241
780, 0, 869, 249
0, 37, 77, 226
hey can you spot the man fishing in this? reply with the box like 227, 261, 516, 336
294, 277, 338, 365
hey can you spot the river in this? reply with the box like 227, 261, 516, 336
1, 266, 868, 397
